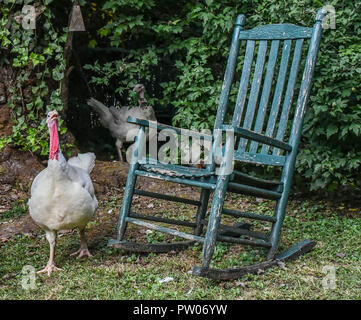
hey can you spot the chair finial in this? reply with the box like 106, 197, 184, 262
235, 14, 246, 27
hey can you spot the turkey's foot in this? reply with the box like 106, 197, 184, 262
70, 248, 92, 258
37, 263, 62, 276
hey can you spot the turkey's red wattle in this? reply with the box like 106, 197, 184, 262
49, 122, 59, 160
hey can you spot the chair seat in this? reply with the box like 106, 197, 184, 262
139, 160, 215, 178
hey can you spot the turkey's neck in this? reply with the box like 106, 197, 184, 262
49, 122, 59, 160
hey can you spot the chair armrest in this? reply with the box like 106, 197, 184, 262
221, 125, 292, 152
127, 116, 213, 141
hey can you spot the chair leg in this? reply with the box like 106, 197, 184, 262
194, 189, 211, 236
200, 175, 229, 269
116, 163, 138, 241
267, 192, 288, 259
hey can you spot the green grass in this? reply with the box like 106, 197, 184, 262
0, 195, 360, 300
0, 201, 28, 222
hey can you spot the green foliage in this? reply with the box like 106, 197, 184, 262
0, 1, 68, 156
83, 0, 361, 191
298, 4, 361, 190
2, 0, 360, 191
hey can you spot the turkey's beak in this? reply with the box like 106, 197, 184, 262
50, 113, 58, 122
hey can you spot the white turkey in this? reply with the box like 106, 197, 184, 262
28, 110, 98, 276
87, 84, 157, 161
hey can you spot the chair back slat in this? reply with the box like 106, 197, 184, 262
234, 150, 285, 166
273, 39, 304, 155
238, 40, 268, 150
261, 40, 292, 154
231, 40, 255, 127
249, 40, 280, 153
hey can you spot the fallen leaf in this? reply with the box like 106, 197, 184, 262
336, 252, 345, 258
235, 281, 247, 288
159, 276, 174, 284
257, 269, 265, 275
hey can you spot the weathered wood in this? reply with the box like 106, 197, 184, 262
232, 170, 283, 191
222, 208, 277, 223
228, 181, 282, 200
214, 14, 245, 129
222, 124, 292, 151
109, 10, 325, 279
238, 23, 313, 40
129, 212, 196, 228
194, 189, 211, 235
201, 174, 229, 268
115, 127, 145, 241
128, 212, 268, 241
250, 40, 280, 152
134, 170, 216, 189
267, 9, 326, 259
126, 217, 205, 242
213, 221, 269, 241
193, 240, 316, 280
108, 239, 195, 253
234, 150, 285, 167
273, 38, 304, 155
232, 40, 255, 127
217, 235, 271, 247
261, 39, 292, 154
239, 40, 268, 150
139, 162, 214, 178
193, 259, 278, 280
134, 189, 201, 206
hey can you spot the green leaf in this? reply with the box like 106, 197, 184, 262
326, 125, 338, 139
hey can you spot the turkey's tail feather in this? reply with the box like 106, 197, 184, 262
68, 153, 96, 173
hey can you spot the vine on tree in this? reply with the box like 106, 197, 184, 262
0, 0, 71, 156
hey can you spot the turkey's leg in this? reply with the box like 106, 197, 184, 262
37, 230, 62, 276
70, 228, 92, 258
116, 139, 124, 162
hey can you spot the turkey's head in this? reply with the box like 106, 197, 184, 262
47, 110, 59, 160
133, 84, 147, 108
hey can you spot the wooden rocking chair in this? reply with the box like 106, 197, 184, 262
108, 9, 327, 280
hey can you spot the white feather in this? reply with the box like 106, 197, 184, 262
28, 151, 98, 232
68, 152, 96, 173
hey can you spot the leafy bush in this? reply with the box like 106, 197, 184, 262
0, 0, 73, 155
2, 0, 360, 191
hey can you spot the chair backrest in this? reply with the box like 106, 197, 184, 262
214, 9, 326, 167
